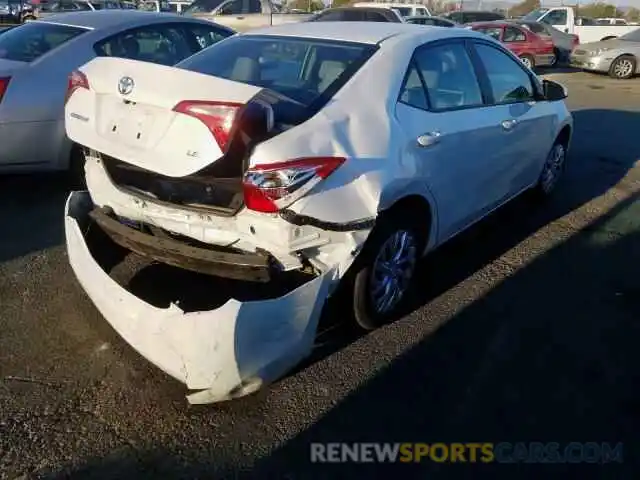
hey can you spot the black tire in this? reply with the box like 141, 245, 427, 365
350, 213, 428, 331
67, 143, 87, 190
532, 139, 568, 200
550, 48, 560, 68
608, 55, 636, 80
519, 54, 535, 70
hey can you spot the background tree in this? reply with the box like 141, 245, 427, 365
626, 7, 640, 22
577, 2, 623, 18
285, 0, 324, 11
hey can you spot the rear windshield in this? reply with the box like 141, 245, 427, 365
177, 35, 377, 108
0, 22, 86, 63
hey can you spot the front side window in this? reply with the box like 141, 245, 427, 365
178, 35, 376, 108
95, 25, 193, 66
218, 0, 242, 15
474, 43, 534, 104
541, 9, 567, 26
394, 7, 411, 16
0, 22, 86, 63
503, 26, 526, 42
413, 42, 483, 110
183, 0, 223, 14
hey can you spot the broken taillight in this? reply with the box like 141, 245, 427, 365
172, 100, 242, 152
243, 157, 346, 213
571, 34, 580, 46
65, 70, 89, 105
0, 77, 11, 104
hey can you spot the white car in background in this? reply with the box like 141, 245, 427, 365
64, 23, 572, 404
0, 11, 233, 181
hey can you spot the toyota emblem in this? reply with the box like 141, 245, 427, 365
118, 76, 134, 96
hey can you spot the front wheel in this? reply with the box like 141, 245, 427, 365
532, 142, 567, 199
519, 54, 535, 70
351, 216, 426, 331
608, 55, 636, 80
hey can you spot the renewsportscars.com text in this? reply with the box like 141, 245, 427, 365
310, 442, 623, 464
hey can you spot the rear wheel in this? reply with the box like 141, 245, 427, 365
519, 54, 535, 70
608, 55, 636, 80
351, 214, 427, 331
550, 48, 560, 67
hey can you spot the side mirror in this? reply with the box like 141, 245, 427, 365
542, 79, 568, 101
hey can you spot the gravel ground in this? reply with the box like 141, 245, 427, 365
1, 71, 639, 479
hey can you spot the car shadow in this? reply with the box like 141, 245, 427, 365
238, 189, 640, 478
54, 183, 640, 479
0, 173, 69, 263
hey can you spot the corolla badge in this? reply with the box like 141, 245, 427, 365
118, 76, 134, 96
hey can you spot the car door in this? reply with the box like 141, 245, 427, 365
470, 40, 556, 196
394, 40, 513, 242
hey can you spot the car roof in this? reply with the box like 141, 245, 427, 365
39, 10, 188, 30
247, 22, 475, 45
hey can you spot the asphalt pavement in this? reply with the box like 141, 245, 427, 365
1, 71, 639, 479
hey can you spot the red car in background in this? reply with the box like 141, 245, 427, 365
468, 21, 556, 69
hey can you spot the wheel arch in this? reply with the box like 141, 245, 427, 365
377, 183, 438, 254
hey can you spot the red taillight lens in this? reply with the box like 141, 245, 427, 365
65, 70, 89, 105
172, 100, 242, 152
0, 77, 11, 104
243, 157, 346, 213
572, 35, 580, 46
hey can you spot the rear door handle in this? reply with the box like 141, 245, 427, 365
417, 131, 441, 147
501, 119, 518, 131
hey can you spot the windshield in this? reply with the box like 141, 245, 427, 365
0, 22, 86, 63
522, 8, 548, 22
183, 0, 223, 14
620, 28, 640, 41
178, 35, 377, 108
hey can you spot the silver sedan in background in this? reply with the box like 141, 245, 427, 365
571, 28, 640, 79
0, 11, 234, 182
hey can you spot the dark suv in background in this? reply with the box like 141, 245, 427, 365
442, 10, 505, 24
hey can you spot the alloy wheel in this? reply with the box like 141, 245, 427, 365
369, 229, 418, 315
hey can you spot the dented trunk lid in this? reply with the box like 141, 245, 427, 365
65, 57, 263, 178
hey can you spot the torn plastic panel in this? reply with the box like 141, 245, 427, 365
65, 191, 346, 404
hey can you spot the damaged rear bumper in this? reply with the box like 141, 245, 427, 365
89, 206, 276, 282
65, 191, 336, 404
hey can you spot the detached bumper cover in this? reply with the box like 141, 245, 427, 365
65, 191, 335, 404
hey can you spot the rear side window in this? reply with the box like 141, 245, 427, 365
394, 7, 411, 16
503, 26, 526, 42
403, 42, 483, 111
95, 24, 194, 66
178, 35, 377, 107
183, 24, 231, 51
0, 22, 86, 63
474, 26, 502, 41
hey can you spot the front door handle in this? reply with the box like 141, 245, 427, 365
417, 131, 441, 147
501, 119, 518, 131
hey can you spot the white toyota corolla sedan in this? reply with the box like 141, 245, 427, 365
64, 22, 572, 403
